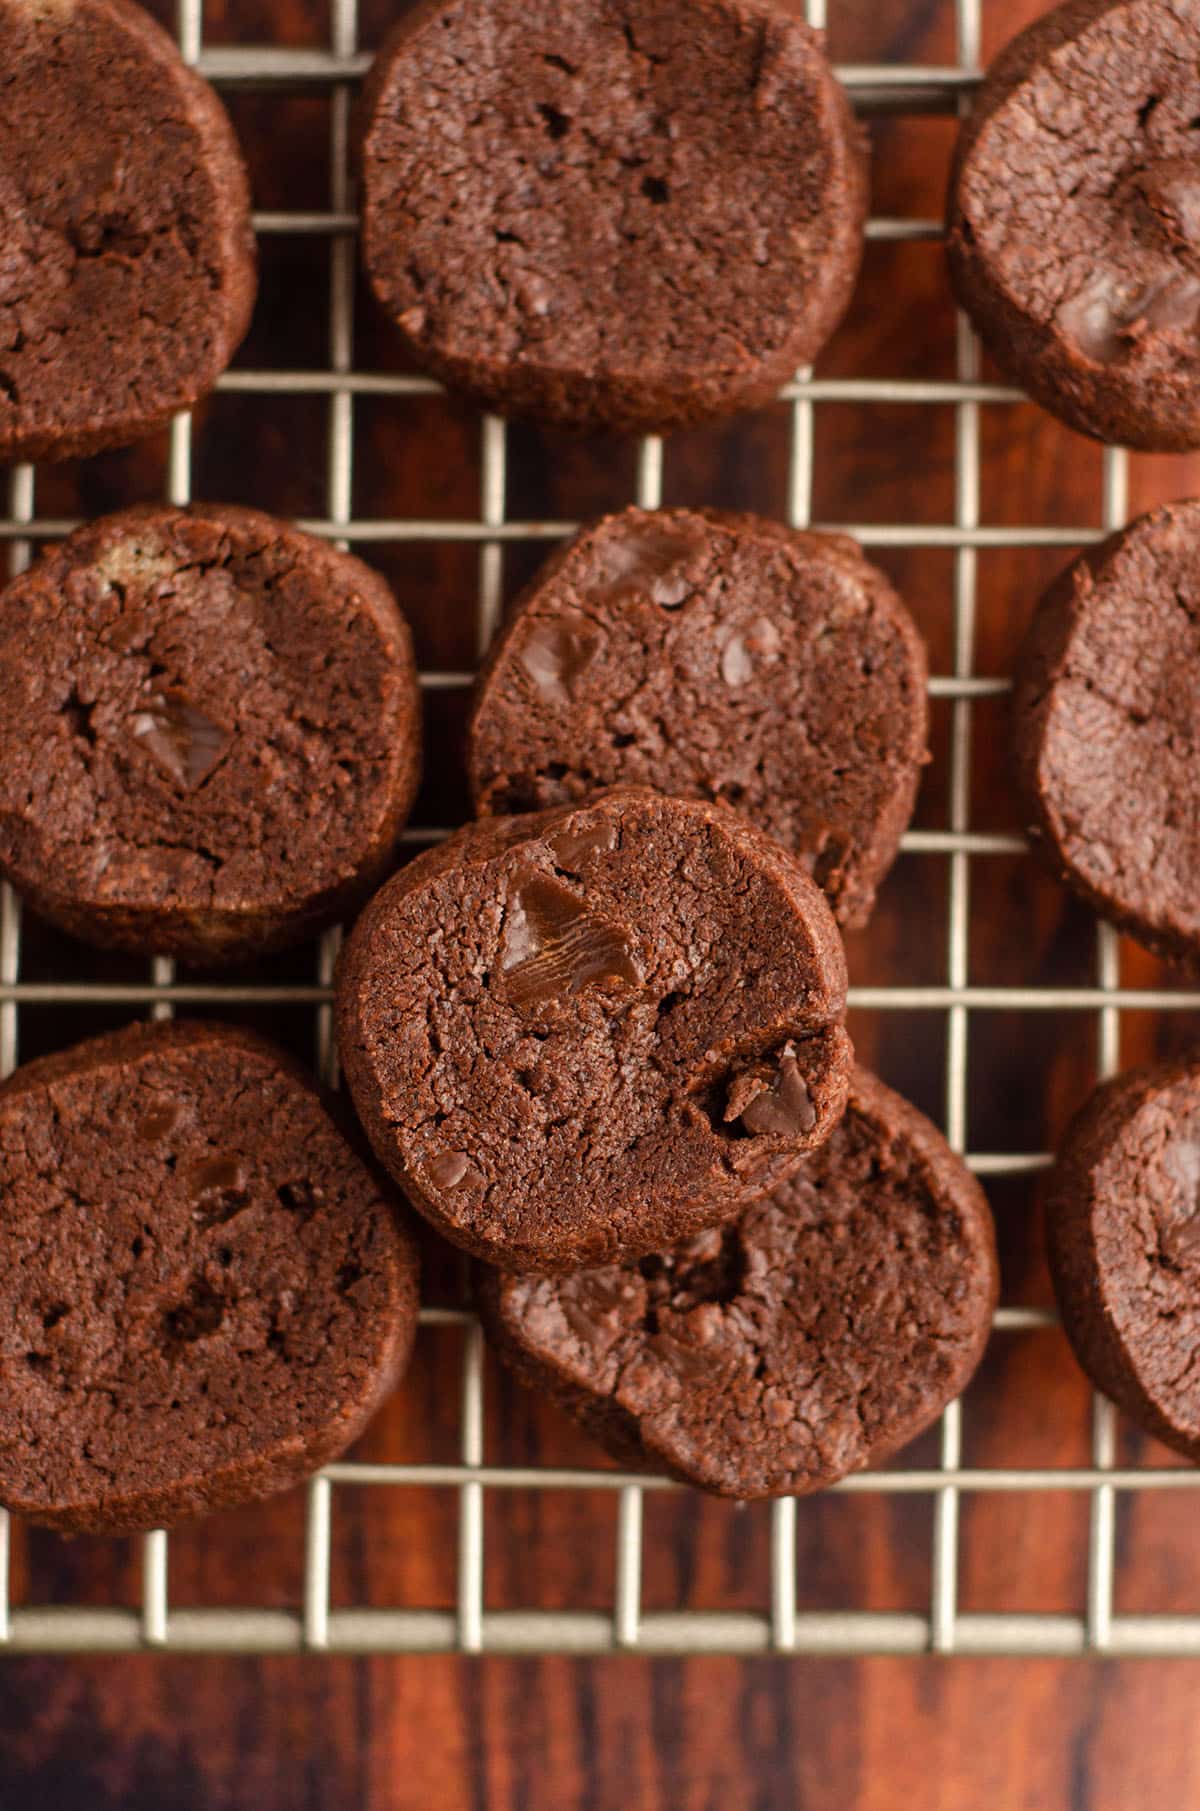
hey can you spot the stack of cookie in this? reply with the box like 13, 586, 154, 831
2, 0, 1200, 1533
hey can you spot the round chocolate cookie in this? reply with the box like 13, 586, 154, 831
1047, 1059, 1200, 1460
1013, 498, 1200, 965
947, 0, 1200, 451
469, 508, 928, 929
359, 0, 866, 434
0, 0, 256, 464
0, 1021, 419, 1534
336, 787, 852, 1273
0, 504, 421, 965
479, 1066, 997, 1496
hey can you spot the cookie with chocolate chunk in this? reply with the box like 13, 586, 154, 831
0, 1020, 419, 1534
0, 504, 421, 964
479, 1066, 997, 1496
0, 0, 256, 463
359, 0, 866, 433
335, 787, 852, 1273
469, 508, 928, 929
947, 0, 1200, 450
1013, 498, 1200, 965
1047, 1059, 1200, 1460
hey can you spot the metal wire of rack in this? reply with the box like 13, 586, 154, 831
2, 0, 1197, 1660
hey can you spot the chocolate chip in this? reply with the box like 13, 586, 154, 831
131, 688, 231, 790
517, 614, 602, 706
545, 819, 618, 871
1058, 269, 1200, 363
726, 1047, 816, 1138
164, 1279, 226, 1344
137, 1101, 180, 1144
499, 872, 643, 1010
560, 1269, 635, 1342
720, 635, 754, 687
722, 616, 783, 685
190, 1154, 245, 1195
590, 514, 707, 607
426, 1150, 483, 1191
1133, 158, 1200, 263
188, 1153, 250, 1229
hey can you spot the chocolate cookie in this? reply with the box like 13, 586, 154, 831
0, 1021, 419, 1534
468, 509, 928, 929
947, 0, 1200, 451
359, 0, 866, 434
336, 787, 852, 1273
1013, 498, 1200, 966
1047, 1059, 1200, 1460
0, 504, 421, 965
479, 1066, 997, 1496
0, 0, 256, 464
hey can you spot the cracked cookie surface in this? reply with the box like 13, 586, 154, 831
479, 1066, 997, 1496
335, 787, 852, 1272
1013, 498, 1200, 965
359, 0, 865, 432
1048, 1059, 1200, 1461
0, 503, 421, 964
0, 0, 256, 462
947, 0, 1200, 450
0, 1020, 419, 1534
469, 508, 928, 929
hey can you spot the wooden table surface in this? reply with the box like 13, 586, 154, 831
5, 1, 1200, 1805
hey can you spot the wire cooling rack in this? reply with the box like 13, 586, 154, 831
4, 0, 1200, 1659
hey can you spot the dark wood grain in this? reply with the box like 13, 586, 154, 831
5, 0, 1200, 1806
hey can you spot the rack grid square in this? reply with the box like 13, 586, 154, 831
3, 0, 1199, 1660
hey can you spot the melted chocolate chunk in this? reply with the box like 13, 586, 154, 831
189, 1154, 246, 1196
559, 1269, 638, 1344
499, 872, 643, 1009
426, 1150, 484, 1192
1132, 157, 1200, 262
105, 608, 152, 655
545, 819, 618, 871
131, 689, 232, 790
590, 513, 709, 607
719, 616, 783, 689
165, 1279, 227, 1344
725, 1047, 817, 1138
187, 1153, 250, 1228
137, 1101, 180, 1144
517, 613, 602, 705
1058, 268, 1200, 364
